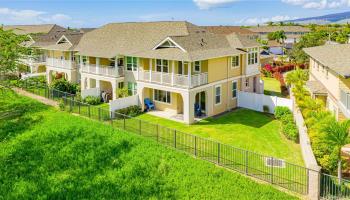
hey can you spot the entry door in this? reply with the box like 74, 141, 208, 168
200, 92, 206, 113
178, 61, 184, 75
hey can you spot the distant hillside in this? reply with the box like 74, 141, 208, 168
287, 11, 350, 24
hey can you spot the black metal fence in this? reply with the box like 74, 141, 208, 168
3, 79, 318, 195
320, 173, 350, 199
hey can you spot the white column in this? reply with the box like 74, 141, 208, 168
171, 60, 175, 86
96, 79, 100, 89
111, 81, 117, 100
136, 82, 144, 110
96, 57, 100, 74
115, 56, 118, 76
149, 59, 152, 82
79, 55, 83, 67
136, 58, 140, 81
188, 62, 192, 88
182, 91, 195, 124
81, 75, 86, 90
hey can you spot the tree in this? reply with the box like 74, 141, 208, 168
322, 120, 350, 182
0, 27, 31, 78
285, 68, 308, 87
266, 21, 274, 26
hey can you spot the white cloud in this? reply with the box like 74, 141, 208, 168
0, 7, 73, 25
239, 15, 298, 25
193, 0, 239, 9
282, 0, 350, 9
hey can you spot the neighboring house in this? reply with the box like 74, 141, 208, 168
248, 26, 310, 44
304, 44, 350, 120
33, 32, 84, 84
202, 26, 258, 37
3, 24, 67, 74
75, 21, 263, 124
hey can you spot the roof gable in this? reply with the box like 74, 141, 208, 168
153, 37, 187, 52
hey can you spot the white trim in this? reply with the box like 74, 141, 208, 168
55, 35, 73, 46
156, 59, 169, 73
214, 85, 222, 105
152, 37, 187, 52
193, 61, 201, 73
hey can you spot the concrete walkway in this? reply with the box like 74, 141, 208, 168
13, 87, 58, 107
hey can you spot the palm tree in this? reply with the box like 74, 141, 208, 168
285, 68, 308, 87
322, 120, 350, 182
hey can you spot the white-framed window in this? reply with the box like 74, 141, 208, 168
156, 59, 169, 73
127, 82, 137, 96
232, 81, 238, 98
231, 55, 239, 68
126, 56, 137, 71
245, 78, 250, 88
154, 89, 171, 104
215, 85, 221, 105
247, 48, 258, 65
194, 61, 201, 72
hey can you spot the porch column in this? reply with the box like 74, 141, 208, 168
136, 58, 140, 81
149, 59, 152, 82
115, 56, 119, 76
96, 79, 100, 89
81, 75, 86, 90
171, 60, 175, 86
136, 83, 144, 110
46, 70, 52, 85
111, 81, 117, 100
182, 91, 195, 124
96, 57, 100, 74
188, 62, 192, 88
86, 56, 90, 72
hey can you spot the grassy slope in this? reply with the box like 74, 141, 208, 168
137, 110, 304, 165
0, 90, 298, 199
262, 77, 282, 97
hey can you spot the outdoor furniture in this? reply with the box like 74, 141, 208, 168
144, 98, 155, 111
194, 103, 201, 117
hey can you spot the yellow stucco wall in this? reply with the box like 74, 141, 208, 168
310, 58, 340, 100
211, 79, 240, 116
143, 88, 182, 114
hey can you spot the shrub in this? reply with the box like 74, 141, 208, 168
58, 99, 65, 111
50, 78, 79, 94
274, 106, 291, 119
282, 122, 298, 142
83, 96, 102, 105
118, 105, 142, 117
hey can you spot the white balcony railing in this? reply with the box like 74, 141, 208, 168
20, 55, 46, 66
80, 64, 124, 78
246, 64, 260, 76
46, 58, 76, 70
138, 70, 208, 88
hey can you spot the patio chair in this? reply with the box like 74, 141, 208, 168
144, 98, 155, 111
194, 103, 201, 117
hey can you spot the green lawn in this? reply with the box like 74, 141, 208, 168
136, 110, 304, 166
262, 77, 283, 97
0, 89, 298, 199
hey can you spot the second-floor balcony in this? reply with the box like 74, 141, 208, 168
246, 64, 260, 76
46, 57, 76, 70
138, 70, 208, 88
20, 55, 46, 66
80, 64, 124, 78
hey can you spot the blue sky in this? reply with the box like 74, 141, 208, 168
1, 0, 350, 27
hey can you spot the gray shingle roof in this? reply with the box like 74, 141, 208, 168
304, 44, 350, 77
248, 26, 310, 33
3, 24, 62, 35
75, 21, 257, 61
306, 81, 327, 94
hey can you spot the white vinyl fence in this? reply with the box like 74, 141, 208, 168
81, 88, 100, 99
109, 95, 139, 112
237, 91, 293, 114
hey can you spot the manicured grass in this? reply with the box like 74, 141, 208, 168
262, 77, 283, 97
0, 89, 299, 199
136, 110, 304, 166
